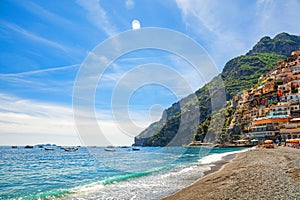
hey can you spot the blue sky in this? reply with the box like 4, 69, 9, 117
1, 0, 300, 146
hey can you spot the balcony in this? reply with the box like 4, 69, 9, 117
280, 128, 300, 134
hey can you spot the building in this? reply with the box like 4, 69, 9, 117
280, 118, 300, 140
227, 51, 300, 143
249, 117, 289, 139
268, 105, 290, 118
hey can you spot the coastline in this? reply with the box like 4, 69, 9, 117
202, 153, 237, 177
162, 147, 300, 200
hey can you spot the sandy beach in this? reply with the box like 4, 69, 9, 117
162, 147, 300, 200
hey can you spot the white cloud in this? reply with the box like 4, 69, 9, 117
0, 93, 148, 146
0, 93, 80, 146
255, 0, 300, 35
176, 0, 300, 69
0, 64, 79, 95
76, 0, 117, 36
175, 0, 248, 69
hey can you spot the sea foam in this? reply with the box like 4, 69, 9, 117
199, 147, 250, 165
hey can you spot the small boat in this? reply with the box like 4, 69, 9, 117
11, 146, 17, 149
44, 147, 54, 151
132, 147, 140, 151
183, 142, 216, 148
62, 147, 78, 152
104, 146, 116, 152
24, 145, 34, 149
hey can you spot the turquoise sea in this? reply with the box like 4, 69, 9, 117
0, 146, 247, 199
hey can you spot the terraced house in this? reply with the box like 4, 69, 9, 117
228, 50, 300, 142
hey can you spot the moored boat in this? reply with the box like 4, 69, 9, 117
183, 141, 216, 148
62, 147, 78, 152
104, 146, 116, 152
44, 147, 55, 151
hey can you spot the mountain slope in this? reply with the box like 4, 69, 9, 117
134, 33, 300, 147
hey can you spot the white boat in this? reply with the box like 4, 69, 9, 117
183, 142, 216, 148
44, 147, 54, 151
104, 145, 116, 152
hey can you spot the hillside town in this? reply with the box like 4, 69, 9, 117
227, 50, 300, 146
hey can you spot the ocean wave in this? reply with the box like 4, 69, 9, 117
199, 148, 251, 165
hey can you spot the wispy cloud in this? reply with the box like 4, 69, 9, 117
0, 21, 72, 53
176, 0, 300, 69
76, 0, 117, 36
175, 0, 248, 69
0, 64, 80, 77
13, 0, 74, 27
0, 63, 80, 100
255, 0, 300, 35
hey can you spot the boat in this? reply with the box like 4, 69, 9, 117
104, 146, 116, 152
132, 147, 140, 151
44, 147, 54, 151
24, 145, 34, 149
183, 141, 216, 148
11, 146, 17, 149
62, 147, 78, 152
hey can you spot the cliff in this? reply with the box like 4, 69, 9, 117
247, 32, 300, 56
134, 33, 300, 146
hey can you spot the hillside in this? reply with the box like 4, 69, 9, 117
134, 33, 300, 147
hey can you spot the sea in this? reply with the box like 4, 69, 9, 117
0, 145, 249, 200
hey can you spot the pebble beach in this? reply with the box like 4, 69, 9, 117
162, 147, 300, 200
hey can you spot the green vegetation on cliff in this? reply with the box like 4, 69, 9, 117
223, 53, 286, 99
134, 33, 300, 147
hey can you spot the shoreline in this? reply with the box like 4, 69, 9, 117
162, 147, 300, 200
202, 153, 237, 177
161, 151, 239, 200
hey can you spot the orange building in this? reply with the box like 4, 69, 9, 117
249, 117, 289, 139
262, 81, 275, 94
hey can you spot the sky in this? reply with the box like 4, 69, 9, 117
1, 0, 300, 146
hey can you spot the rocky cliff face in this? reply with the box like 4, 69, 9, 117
247, 33, 300, 57
134, 33, 300, 147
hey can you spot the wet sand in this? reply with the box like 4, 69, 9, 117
162, 147, 300, 200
